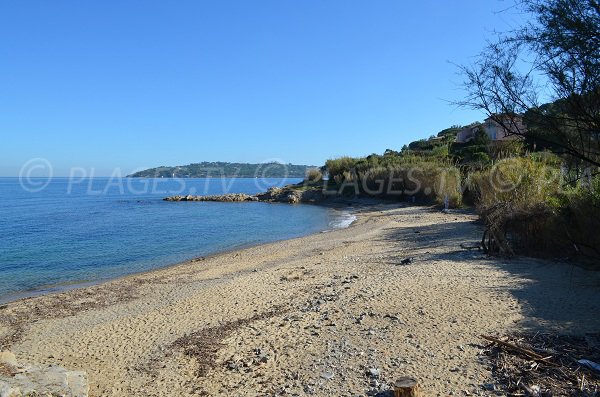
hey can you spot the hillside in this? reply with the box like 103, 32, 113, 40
127, 162, 315, 178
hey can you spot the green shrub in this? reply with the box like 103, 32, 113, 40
469, 156, 561, 209
471, 156, 600, 264
325, 157, 359, 180
305, 168, 323, 182
553, 179, 600, 259
325, 153, 462, 207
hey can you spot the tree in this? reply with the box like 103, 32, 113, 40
473, 126, 492, 146
458, 0, 600, 170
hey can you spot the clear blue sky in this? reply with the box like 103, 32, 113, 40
1, 0, 527, 176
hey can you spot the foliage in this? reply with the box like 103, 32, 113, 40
470, 155, 600, 263
324, 152, 462, 207
458, 0, 600, 168
557, 179, 600, 258
469, 156, 562, 209
305, 168, 323, 182
325, 157, 360, 181
437, 125, 462, 138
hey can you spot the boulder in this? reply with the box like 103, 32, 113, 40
0, 352, 88, 397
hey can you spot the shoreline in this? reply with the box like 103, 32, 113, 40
0, 203, 358, 306
1, 204, 598, 396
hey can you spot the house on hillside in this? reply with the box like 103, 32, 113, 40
455, 124, 482, 143
455, 114, 527, 143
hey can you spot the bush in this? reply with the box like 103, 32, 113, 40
325, 153, 462, 207
305, 168, 322, 182
325, 157, 359, 181
469, 156, 561, 209
553, 179, 600, 260
470, 156, 600, 265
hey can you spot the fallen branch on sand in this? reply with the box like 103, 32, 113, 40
483, 333, 600, 395
481, 335, 546, 361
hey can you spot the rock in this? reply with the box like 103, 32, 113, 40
255, 185, 325, 204
226, 361, 239, 370
0, 352, 16, 367
287, 194, 300, 204
164, 193, 257, 202
0, 382, 20, 397
367, 367, 381, 378
0, 357, 89, 397
258, 355, 269, 364
320, 371, 334, 380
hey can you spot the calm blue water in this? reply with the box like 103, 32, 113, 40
0, 177, 344, 302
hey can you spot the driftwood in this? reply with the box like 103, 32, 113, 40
482, 332, 600, 394
393, 377, 422, 397
481, 335, 546, 361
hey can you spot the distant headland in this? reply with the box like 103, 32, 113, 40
127, 161, 317, 178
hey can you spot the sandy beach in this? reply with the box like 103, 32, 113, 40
1, 204, 599, 396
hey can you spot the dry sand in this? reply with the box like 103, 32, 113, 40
0, 204, 599, 396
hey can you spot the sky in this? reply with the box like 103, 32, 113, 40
0, 0, 529, 176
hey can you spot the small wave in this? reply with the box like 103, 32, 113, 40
329, 210, 357, 229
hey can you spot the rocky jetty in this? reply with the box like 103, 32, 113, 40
164, 193, 257, 202
164, 185, 325, 204
0, 351, 89, 397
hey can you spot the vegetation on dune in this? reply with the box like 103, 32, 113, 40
322, 150, 462, 207
308, 0, 600, 265
454, 0, 600, 263
316, 133, 599, 264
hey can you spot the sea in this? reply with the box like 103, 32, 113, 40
0, 177, 355, 303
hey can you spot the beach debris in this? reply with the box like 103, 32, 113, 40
320, 370, 334, 380
481, 335, 546, 361
578, 359, 600, 373
398, 257, 413, 265
171, 306, 285, 377
393, 376, 422, 397
482, 332, 600, 395
522, 384, 542, 396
